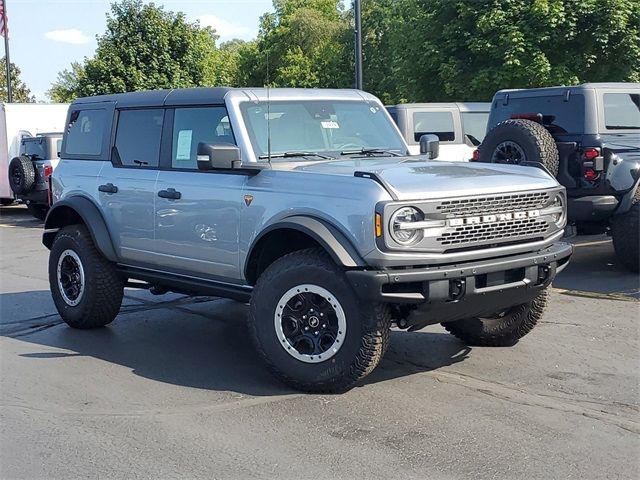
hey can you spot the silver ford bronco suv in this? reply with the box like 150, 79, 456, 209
43, 88, 572, 392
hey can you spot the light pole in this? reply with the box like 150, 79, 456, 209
354, 0, 363, 90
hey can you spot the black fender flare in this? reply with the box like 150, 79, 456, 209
245, 215, 366, 278
42, 196, 118, 262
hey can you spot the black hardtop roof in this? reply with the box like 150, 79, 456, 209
495, 82, 640, 97
72, 87, 234, 108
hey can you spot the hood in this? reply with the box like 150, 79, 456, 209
287, 157, 560, 201
600, 133, 640, 152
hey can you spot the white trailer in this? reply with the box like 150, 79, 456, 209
0, 103, 69, 202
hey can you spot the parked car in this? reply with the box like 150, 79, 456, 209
8, 133, 63, 219
43, 87, 571, 392
0, 103, 69, 205
386, 102, 490, 160
479, 83, 639, 272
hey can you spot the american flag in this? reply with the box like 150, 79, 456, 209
0, 0, 7, 38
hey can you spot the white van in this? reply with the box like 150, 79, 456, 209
386, 102, 490, 161
1, 103, 70, 204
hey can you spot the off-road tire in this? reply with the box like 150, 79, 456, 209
248, 248, 391, 393
611, 188, 640, 273
442, 288, 549, 346
49, 225, 124, 329
27, 204, 48, 221
479, 119, 559, 176
8, 155, 36, 195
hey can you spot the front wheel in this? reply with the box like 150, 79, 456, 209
49, 225, 124, 328
611, 191, 639, 273
248, 248, 391, 393
442, 288, 549, 346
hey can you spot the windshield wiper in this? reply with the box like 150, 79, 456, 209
340, 148, 402, 157
258, 151, 333, 160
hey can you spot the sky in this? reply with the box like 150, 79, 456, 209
6, 0, 274, 101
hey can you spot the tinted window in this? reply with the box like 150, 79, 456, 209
114, 109, 163, 167
495, 94, 585, 134
461, 112, 489, 143
65, 109, 106, 155
22, 139, 46, 158
603, 93, 640, 130
413, 111, 455, 142
172, 107, 234, 169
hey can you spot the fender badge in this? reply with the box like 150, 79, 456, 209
244, 194, 254, 206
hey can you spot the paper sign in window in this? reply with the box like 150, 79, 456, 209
176, 130, 193, 160
321, 121, 340, 129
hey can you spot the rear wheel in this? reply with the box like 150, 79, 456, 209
8, 155, 36, 195
611, 188, 639, 273
248, 248, 391, 393
49, 225, 124, 328
479, 119, 559, 176
442, 288, 549, 346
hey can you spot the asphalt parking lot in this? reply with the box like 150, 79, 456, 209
1, 205, 638, 480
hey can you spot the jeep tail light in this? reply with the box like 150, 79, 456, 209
582, 148, 600, 161
511, 113, 542, 123
471, 149, 480, 161
583, 168, 599, 181
43, 165, 53, 177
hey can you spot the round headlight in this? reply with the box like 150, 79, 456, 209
551, 194, 566, 227
390, 206, 423, 245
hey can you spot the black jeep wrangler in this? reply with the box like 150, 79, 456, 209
479, 83, 639, 272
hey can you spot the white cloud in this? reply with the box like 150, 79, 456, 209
45, 29, 91, 45
196, 14, 254, 40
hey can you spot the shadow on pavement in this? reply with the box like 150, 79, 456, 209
554, 235, 639, 298
0, 205, 43, 228
1, 290, 470, 396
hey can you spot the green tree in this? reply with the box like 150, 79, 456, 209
73, 0, 220, 96
47, 61, 84, 102
396, 0, 640, 102
240, 0, 353, 88
0, 57, 35, 102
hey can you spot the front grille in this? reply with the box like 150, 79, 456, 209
437, 217, 549, 246
436, 191, 550, 217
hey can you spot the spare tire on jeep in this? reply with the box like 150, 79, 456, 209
8, 155, 36, 195
479, 119, 559, 177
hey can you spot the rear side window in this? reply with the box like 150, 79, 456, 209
461, 112, 489, 144
603, 93, 640, 130
65, 109, 106, 155
171, 107, 234, 169
114, 109, 163, 167
413, 111, 455, 142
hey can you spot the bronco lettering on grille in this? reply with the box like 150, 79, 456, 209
448, 209, 541, 227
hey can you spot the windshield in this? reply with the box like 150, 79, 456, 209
240, 100, 407, 160
461, 112, 490, 143
603, 93, 640, 130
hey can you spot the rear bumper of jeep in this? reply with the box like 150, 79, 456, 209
346, 242, 572, 328
568, 195, 618, 222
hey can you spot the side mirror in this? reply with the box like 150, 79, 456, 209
197, 143, 241, 170
419, 134, 439, 159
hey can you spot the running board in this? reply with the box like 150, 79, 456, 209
117, 266, 253, 302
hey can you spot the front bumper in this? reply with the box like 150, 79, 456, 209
347, 242, 573, 328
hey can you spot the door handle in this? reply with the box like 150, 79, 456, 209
98, 183, 118, 194
157, 188, 181, 200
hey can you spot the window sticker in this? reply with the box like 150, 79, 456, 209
176, 130, 193, 160
321, 120, 340, 129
